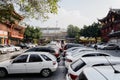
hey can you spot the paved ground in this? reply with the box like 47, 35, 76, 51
0, 49, 120, 80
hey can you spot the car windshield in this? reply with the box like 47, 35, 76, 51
71, 59, 86, 72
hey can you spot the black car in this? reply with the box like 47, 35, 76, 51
25, 46, 60, 62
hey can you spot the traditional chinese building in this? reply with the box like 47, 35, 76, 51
98, 9, 120, 44
0, 8, 25, 45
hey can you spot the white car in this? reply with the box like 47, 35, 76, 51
79, 64, 120, 80
65, 48, 94, 58
0, 52, 58, 77
63, 47, 85, 57
65, 50, 110, 68
97, 44, 107, 49
25, 43, 36, 48
66, 57, 120, 80
0, 45, 8, 54
9, 45, 21, 51
4, 45, 16, 52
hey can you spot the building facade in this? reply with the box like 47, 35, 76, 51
0, 10, 25, 45
0, 24, 8, 44
40, 27, 67, 40
98, 9, 120, 44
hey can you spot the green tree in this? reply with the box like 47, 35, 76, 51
80, 25, 90, 38
80, 22, 101, 42
0, 0, 60, 20
24, 25, 42, 43
67, 24, 80, 38
90, 23, 101, 42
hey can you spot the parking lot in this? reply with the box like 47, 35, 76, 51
0, 48, 120, 80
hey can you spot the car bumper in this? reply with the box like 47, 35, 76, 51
65, 61, 71, 69
51, 63, 58, 72
66, 73, 71, 80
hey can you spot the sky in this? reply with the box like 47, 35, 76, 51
25, 0, 120, 29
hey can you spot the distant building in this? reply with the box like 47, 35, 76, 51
98, 8, 120, 44
40, 27, 67, 40
0, 9, 25, 45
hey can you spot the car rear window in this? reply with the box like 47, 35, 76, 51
41, 54, 52, 61
71, 59, 86, 72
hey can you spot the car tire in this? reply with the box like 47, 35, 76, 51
0, 68, 7, 78
41, 69, 51, 77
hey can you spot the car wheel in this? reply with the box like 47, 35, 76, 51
0, 69, 7, 78
41, 69, 51, 77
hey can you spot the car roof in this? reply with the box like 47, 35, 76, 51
83, 65, 120, 80
72, 50, 111, 57
70, 47, 92, 52
80, 56, 120, 65
66, 46, 85, 51
23, 52, 50, 55
66, 43, 83, 46
30, 46, 55, 49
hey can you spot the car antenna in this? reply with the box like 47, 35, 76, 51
105, 56, 120, 73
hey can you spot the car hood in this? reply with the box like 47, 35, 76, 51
0, 60, 11, 67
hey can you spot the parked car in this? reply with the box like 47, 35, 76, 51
99, 43, 119, 50
0, 45, 8, 54
4, 45, 16, 52
63, 43, 84, 51
97, 43, 106, 49
62, 47, 85, 57
66, 57, 120, 80
9, 45, 21, 51
25, 46, 60, 62
79, 64, 120, 80
64, 47, 94, 58
25, 43, 36, 48
65, 50, 110, 68
0, 52, 58, 78
16, 43, 28, 49
46, 42, 63, 53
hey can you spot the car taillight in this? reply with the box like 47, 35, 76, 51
60, 48, 63, 51
66, 59, 72, 62
69, 73, 78, 80
53, 61, 56, 65
55, 53, 59, 58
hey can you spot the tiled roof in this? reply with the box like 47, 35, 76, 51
110, 9, 120, 14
